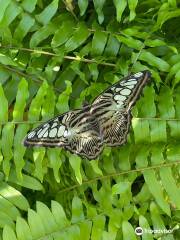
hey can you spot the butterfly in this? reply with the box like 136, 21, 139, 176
23, 70, 151, 159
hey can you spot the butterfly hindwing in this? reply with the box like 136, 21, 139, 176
24, 108, 103, 159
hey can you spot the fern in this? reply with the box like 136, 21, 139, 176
0, 0, 180, 239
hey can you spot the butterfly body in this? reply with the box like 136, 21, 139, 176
24, 70, 151, 159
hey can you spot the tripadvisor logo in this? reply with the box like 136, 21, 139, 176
135, 227, 143, 235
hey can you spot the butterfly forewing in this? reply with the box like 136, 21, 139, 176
24, 70, 151, 159
24, 107, 103, 159
90, 70, 151, 146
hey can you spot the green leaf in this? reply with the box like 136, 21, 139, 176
93, 0, 106, 24
0, 212, 15, 229
104, 35, 120, 57
21, 0, 37, 13
51, 201, 69, 228
157, 86, 175, 118
28, 209, 46, 239
79, 221, 92, 240
116, 35, 142, 50
0, 1, 21, 26
41, 86, 56, 120
132, 119, 150, 143
52, 20, 74, 47
118, 145, 131, 170
28, 81, 48, 121
122, 221, 136, 240
175, 86, 180, 117
145, 39, 166, 47
0, 195, 20, 221
13, 124, 29, 180
0, 54, 17, 66
149, 120, 167, 143
78, 0, 88, 16
72, 197, 84, 223
8, 169, 43, 191
90, 160, 103, 176
0, 182, 29, 211
112, 182, 130, 195
30, 23, 56, 48
91, 215, 105, 239
47, 149, 62, 183
69, 154, 82, 184
128, 0, 138, 21
113, 0, 127, 22
36, 0, 59, 25
14, 13, 35, 42
138, 50, 170, 72
150, 202, 166, 231
91, 30, 108, 56
135, 145, 149, 168
88, 63, 99, 81
139, 215, 153, 240
65, 22, 89, 52
13, 78, 29, 121
143, 170, 171, 216
174, 69, 180, 86
155, 3, 180, 29
1, 123, 14, 178
134, 183, 152, 203
137, 86, 156, 117
16, 217, 32, 240
0, 85, 8, 122
36, 201, 58, 234
0, 0, 11, 22
122, 27, 149, 39
33, 148, 46, 182
160, 167, 180, 209
56, 80, 72, 114
70, 61, 87, 84
168, 120, 180, 139
3, 225, 17, 240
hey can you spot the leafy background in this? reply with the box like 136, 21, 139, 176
0, 0, 180, 239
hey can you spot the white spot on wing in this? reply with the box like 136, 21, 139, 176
38, 127, 49, 138
51, 122, 58, 128
43, 131, 48, 138
57, 125, 65, 137
121, 79, 137, 86
28, 131, 36, 139
114, 95, 126, 101
117, 101, 124, 107
133, 72, 143, 78
115, 88, 122, 92
120, 89, 131, 95
49, 128, 57, 138
63, 130, 72, 137
127, 85, 135, 89
64, 130, 68, 137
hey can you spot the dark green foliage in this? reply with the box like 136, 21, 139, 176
0, 0, 180, 239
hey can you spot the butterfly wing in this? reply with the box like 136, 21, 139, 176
90, 70, 151, 146
24, 107, 103, 159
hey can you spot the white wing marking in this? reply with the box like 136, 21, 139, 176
57, 125, 65, 137
49, 128, 57, 138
